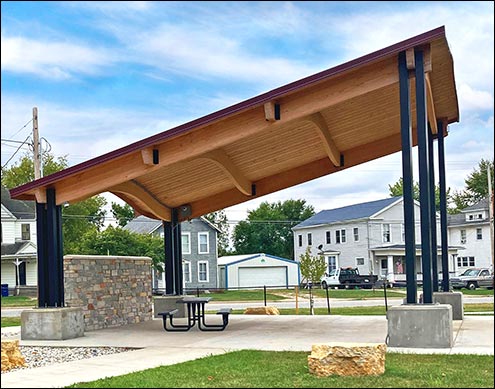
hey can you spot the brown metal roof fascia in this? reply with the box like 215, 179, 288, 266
10, 26, 447, 200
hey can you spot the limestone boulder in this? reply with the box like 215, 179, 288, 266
1, 340, 26, 372
308, 342, 386, 377
244, 306, 280, 315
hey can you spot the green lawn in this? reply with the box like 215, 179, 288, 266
460, 288, 494, 296
1, 317, 21, 327
67, 350, 494, 388
306, 288, 406, 299
210, 303, 494, 316
194, 290, 289, 302
0, 296, 37, 307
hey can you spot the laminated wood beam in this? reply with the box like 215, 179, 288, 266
201, 149, 252, 196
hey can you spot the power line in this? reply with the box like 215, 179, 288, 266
8, 118, 33, 139
1, 134, 32, 170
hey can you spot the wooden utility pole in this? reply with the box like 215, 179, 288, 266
32, 107, 41, 179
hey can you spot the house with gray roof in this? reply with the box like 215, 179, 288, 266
124, 215, 220, 292
1, 185, 37, 295
448, 197, 492, 273
293, 197, 461, 284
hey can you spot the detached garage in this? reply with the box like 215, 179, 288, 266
218, 253, 300, 289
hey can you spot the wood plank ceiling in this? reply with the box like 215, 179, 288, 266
10, 27, 459, 222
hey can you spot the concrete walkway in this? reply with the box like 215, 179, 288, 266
1, 314, 493, 388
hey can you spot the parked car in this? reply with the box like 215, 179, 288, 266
450, 268, 494, 290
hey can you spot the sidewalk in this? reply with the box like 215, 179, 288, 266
1, 314, 493, 388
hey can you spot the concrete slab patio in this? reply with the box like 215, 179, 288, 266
1, 314, 494, 388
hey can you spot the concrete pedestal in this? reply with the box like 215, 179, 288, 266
153, 296, 187, 318
421, 292, 463, 320
21, 307, 84, 340
387, 304, 453, 348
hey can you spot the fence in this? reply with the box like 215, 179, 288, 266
152, 281, 391, 314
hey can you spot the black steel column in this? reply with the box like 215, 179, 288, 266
36, 202, 48, 307
398, 51, 417, 304
415, 49, 433, 303
172, 209, 183, 296
163, 220, 175, 294
46, 188, 64, 307
428, 125, 439, 292
163, 210, 183, 295
438, 120, 450, 291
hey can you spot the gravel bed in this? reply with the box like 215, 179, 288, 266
3, 346, 137, 373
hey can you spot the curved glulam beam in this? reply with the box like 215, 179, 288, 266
181, 128, 420, 221
109, 180, 171, 221
201, 149, 252, 196
425, 73, 438, 134
307, 112, 342, 167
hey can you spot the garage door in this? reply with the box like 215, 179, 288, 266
238, 266, 287, 288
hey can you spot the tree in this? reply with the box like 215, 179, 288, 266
77, 226, 164, 271
203, 210, 231, 256
298, 247, 326, 315
233, 199, 315, 259
111, 202, 135, 227
1, 151, 69, 188
2, 152, 108, 254
299, 247, 326, 285
451, 158, 494, 211
388, 177, 448, 212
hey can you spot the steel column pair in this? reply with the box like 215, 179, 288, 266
163, 209, 183, 295
399, 49, 443, 303
36, 188, 64, 307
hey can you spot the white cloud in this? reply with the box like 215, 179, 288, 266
458, 84, 494, 112
129, 24, 314, 86
1, 35, 116, 79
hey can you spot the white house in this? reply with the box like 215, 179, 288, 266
292, 197, 461, 285
448, 197, 492, 274
124, 215, 221, 292
1, 185, 38, 295
217, 253, 300, 289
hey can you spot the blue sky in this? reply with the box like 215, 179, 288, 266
1, 1, 494, 221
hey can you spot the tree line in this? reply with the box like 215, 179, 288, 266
2, 152, 493, 268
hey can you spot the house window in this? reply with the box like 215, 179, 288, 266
198, 261, 209, 282
298, 234, 303, 247
457, 256, 475, 267
307, 233, 312, 246
326, 231, 331, 244
382, 224, 391, 243
460, 229, 466, 244
198, 232, 209, 254
353, 227, 359, 242
181, 233, 191, 254
476, 228, 482, 240
183, 261, 191, 283
356, 257, 365, 266
478, 214, 483, 219
335, 229, 346, 244
21, 224, 30, 240
469, 214, 474, 220
327, 256, 337, 272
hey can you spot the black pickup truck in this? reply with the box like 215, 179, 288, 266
320, 267, 378, 289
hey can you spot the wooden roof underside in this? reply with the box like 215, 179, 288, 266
10, 27, 459, 222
